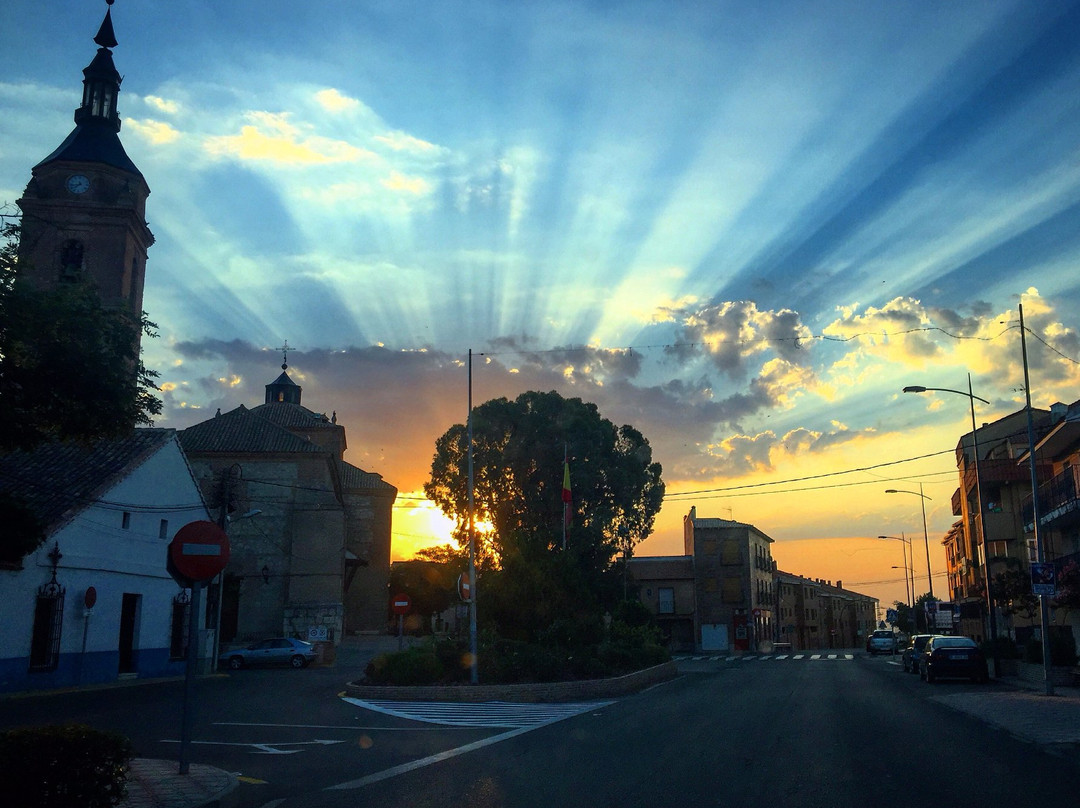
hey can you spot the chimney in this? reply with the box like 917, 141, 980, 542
836, 580, 843, 590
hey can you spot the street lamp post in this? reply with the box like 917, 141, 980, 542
903, 378, 999, 655
878, 534, 912, 608
876, 535, 911, 626
884, 487, 933, 600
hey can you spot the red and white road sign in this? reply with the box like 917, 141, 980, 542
458, 572, 472, 602
168, 520, 230, 585
391, 593, 412, 615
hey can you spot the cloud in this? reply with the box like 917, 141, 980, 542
204, 111, 375, 165
126, 118, 181, 145
373, 131, 441, 153
143, 95, 181, 115
314, 88, 361, 113
664, 300, 814, 376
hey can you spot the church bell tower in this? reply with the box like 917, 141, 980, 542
16, 0, 154, 316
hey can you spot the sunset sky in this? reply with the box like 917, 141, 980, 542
3, 1, 1080, 611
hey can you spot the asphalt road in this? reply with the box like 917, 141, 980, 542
2, 652, 1078, 807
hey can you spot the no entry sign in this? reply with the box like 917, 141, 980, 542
391, 593, 412, 615
168, 521, 230, 586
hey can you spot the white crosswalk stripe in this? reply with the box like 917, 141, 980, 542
343, 698, 613, 728
674, 653, 855, 663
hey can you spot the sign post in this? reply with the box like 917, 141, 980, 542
167, 521, 229, 775
392, 593, 412, 651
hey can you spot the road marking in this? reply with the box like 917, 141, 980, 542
793, 654, 805, 659
215, 721, 447, 732
775, 654, 789, 659
343, 698, 613, 728
811, 654, 822, 660
327, 699, 612, 791
160, 739, 345, 755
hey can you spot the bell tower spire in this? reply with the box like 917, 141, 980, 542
75, 0, 122, 132
16, 0, 154, 319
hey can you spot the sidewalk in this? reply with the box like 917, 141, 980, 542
112, 634, 403, 808
930, 674, 1080, 748
119, 759, 237, 808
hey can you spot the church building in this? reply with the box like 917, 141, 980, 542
179, 357, 397, 643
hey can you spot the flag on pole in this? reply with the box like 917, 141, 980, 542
562, 450, 572, 543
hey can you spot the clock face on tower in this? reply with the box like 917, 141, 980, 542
66, 174, 91, 194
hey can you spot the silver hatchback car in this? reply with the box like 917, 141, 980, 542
219, 637, 317, 670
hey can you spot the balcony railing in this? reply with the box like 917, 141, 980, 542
1022, 465, 1080, 529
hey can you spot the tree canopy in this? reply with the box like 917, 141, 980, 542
425, 390, 664, 570
0, 220, 161, 454
0, 218, 162, 563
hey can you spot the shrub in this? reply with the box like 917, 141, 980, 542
364, 646, 445, 685
1024, 634, 1078, 666
981, 636, 1021, 660
0, 723, 133, 808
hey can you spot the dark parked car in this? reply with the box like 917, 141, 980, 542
919, 636, 988, 683
902, 634, 935, 673
219, 637, 317, 670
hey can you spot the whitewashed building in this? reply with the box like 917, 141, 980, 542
0, 429, 211, 693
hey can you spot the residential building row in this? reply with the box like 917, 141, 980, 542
945, 399, 1080, 653
628, 507, 879, 653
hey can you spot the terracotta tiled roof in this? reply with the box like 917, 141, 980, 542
341, 461, 396, 494
250, 402, 336, 430
178, 406, 322, 455
0, 429, 176, 534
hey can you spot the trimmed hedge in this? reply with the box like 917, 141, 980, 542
364, 623, 671, 686
0, 723, 133, 808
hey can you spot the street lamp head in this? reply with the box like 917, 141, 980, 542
903, 386, 927, 393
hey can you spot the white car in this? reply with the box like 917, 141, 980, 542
867, 630, 897, 655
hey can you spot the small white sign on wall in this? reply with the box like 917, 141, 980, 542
307, 626, 328, 642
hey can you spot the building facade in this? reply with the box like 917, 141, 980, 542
179, 363, 396, 644
0, 431, 211, 693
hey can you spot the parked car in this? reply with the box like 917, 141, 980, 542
902, 634, 936, 673
867, 629, 897, 655
920, 636, 988, 683
219, 637, 317, 670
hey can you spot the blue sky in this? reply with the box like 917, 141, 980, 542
4, 1, 1080, 606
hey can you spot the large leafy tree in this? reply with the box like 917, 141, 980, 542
424, 391, 664, 637
0, 219, 161, 564
0, 220, 161, 453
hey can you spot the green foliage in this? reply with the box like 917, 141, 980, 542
1023, 634, 1078, 666
0, 221, 162, 454
980, 636, 1021, 660
0, 491, 45, 567
365, 618, 670, 686
0, 723, 133, 808
389, 559, 463, 625
364, 645, 447, 685
424, 391, 664, 579
993, 566, 1039, 620
1053, 560, 1080, 611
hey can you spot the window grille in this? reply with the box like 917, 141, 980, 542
29, 544, 65, 673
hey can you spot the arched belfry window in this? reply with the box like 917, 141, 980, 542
60, 240, 84, 282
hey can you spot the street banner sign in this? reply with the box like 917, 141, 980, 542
167, 521, 230, 587
1031, 562, 1056, 597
